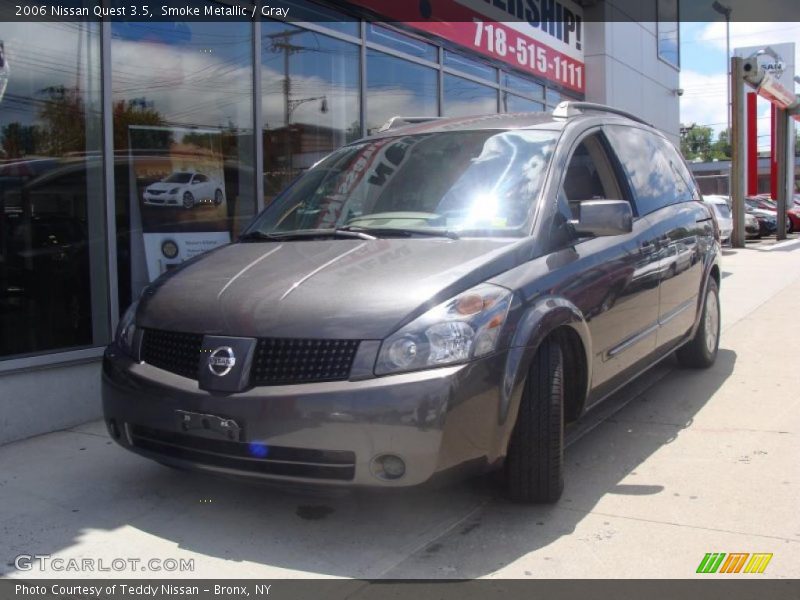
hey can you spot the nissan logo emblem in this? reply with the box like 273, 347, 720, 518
208, 346, 236, 376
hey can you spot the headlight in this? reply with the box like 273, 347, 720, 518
376, 283, 512, 375
169, 187, 180, 194
115, 300, 138, 358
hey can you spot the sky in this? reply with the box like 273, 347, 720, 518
680, 21, 800, 151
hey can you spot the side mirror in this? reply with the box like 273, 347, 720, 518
571, 199, 633, 237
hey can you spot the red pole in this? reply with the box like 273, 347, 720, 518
770, 104, 778, 199
747, 92, 758, 196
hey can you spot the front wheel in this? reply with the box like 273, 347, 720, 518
676, 278, 720, 368
504, 337, 564, 503
182, 192, 195, 208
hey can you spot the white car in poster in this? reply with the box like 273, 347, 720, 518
143, 171, 224, 209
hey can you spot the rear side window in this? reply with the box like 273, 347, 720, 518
604, 125, 693, 216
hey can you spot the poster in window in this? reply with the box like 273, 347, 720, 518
127, 125, 231, 285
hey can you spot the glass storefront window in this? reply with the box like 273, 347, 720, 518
366, 50, 438, 134
111, 20, 256, 312
546, 88, 562, 106
444, 50, 496, 83
262, 22, 360, 205
443, 74, 498, 117
503, 72, 544, 100
367, 24, 437, 63
502, 93, 545, 113
0, 23, 108, 359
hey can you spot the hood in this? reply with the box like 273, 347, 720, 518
138, 238, 527, 340
147, 182, 180, 191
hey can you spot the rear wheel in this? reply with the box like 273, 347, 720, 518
504, 337, 564, 504
214, 189, 224, 206
676, 278, 720, 368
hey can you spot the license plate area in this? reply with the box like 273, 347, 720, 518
175, 410, 242, 441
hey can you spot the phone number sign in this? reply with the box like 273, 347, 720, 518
348, 0, 586, 95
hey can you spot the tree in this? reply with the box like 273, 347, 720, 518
112, 98, 171, 151
680, 125, 715, 161
711, 129, 731, 160
0, 122, 40, 158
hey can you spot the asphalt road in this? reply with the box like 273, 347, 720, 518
1, 238, 799, 579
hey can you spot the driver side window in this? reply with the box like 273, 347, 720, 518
561, 133, 625, 220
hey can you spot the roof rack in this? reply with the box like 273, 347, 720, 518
552, 101, 651, 126
376, 116, 444, 133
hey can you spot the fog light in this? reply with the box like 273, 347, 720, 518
374, 454, 406, 480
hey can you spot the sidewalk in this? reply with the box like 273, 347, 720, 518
1, 244, 798, 579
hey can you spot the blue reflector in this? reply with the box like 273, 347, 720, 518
247, 442, 269, 458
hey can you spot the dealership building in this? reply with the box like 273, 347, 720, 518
0, 0, 680, 444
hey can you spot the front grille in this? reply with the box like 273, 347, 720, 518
251, 338, 360, 386
140, 329, 360, 386
140, 329, 203, 380
130, 425, 356, 481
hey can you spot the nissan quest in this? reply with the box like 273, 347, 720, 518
102, 102, 721, 503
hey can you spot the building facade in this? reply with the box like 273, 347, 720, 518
0, 0, 680, 444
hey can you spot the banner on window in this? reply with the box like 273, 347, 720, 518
347, 0, 585, 94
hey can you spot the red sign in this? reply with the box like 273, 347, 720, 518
347, 0, 585, 95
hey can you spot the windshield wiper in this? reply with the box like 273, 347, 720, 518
239, 229, 376, 242
338, 226, 459, 240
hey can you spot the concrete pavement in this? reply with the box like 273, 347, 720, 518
1, 241, 799, 579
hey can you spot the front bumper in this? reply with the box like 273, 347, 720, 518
102, 346, 510, 488
143, 194, 179, 206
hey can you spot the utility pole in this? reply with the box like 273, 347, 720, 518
730, 56, 746, 248
712, 2, 732, 192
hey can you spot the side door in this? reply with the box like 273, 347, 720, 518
554, 129, 662, 397
604, 125, 708, 350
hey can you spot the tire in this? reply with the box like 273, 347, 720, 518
504, 337, 565, 503
676, 278, 720, 369
787, 218, 794, 234
214, 189, 224, 205
182, 192, 195, 208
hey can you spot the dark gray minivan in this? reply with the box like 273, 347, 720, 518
103, 102, 721, 503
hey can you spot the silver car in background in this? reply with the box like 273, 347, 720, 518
703, 195, 733, 244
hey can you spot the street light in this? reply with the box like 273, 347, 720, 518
712, 1, 732, 192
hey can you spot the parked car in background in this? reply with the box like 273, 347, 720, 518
745, 199, 778, 236
704, 195, 732, 244
143, 171, 225, 209
745, 213, 761, 239
103, 104, 721, 504
747, 196, 794, 233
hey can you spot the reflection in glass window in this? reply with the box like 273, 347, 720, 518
262, 23, 360, 205
0, 23, 108, 359
503, 93, 545, 113
246, 130, 558, 236
503, 72, 544, 99
545, 88, 562, 106
366, 24, 437, 62
444, 74, 498, 117
111, 21, 256, 311
444, 50, 497, 82
657, 0, 679, 67
605, 125, 688, 216
366, 50, 438, 135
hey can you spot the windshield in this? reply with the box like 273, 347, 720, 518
712, 203, 731, 219
247, 130, 558, 237
163, 172, 192, 183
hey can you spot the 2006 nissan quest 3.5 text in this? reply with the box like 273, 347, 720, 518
103, 102, 721, 503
